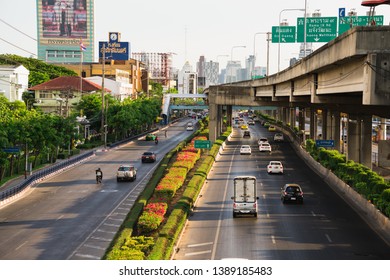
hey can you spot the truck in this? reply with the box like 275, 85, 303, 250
231, 176, 259, 218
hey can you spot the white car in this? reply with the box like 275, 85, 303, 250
267, 161, 284, 174
259, 143, 272, 152
240, 145, 252, 155
274, 133, 284, 142
258, 138, 268, 145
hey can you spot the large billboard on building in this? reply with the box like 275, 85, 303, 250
37, 0, 94, 63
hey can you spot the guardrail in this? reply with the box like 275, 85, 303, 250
0, 151, 94, 204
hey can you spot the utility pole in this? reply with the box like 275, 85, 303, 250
101, 44, 105, 142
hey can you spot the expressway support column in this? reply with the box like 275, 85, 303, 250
332, 112, 341, 152
290, 107, 296, 129
347, 114, 372, 168
321, 109, 328, 139
226, 105, 233, 128
361, 115, 372, 168
310, 108, 317, 140
209, 103, 218, 142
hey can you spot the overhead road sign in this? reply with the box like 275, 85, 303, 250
297, 17, 337, 42
2, 147, 20, 153
194, 140, 211, 149
339, 15, 384, 34
271, 26, 296, 43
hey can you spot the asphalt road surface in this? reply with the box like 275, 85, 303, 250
0, 119, 196, 260
173, 121, 390, 260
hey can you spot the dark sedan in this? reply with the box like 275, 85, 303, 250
142, 152, 157, 163
281, 183, 304, 204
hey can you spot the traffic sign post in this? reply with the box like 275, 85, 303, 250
338, 15, 384, 35
194, 140, 211, 149
297, 17, 337, 43
271, 26, 296, 43
2, 147, 20, 153
315, 140, 335, 148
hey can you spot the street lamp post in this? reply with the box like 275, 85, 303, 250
230, 45, 246, 83
253, 32, 271, 78
278, 8, 305, 73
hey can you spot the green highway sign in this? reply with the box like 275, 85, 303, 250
339, 15, 384, 35
271, 26, 296, 43
297, 17, 337, 42
194, 140, 211, 149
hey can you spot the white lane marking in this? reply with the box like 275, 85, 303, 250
91, 236, 112, 242
188, 242, 213, 248
56, 214, 64, 221
15, 241, 28, 251
325, 234, 332, 243
83, 244, 106, 250
104, 223, 121, 227
271, 235, 276, 244
74, 253, 100, 260
97, 229, 117, 234
185, 250, 212, 256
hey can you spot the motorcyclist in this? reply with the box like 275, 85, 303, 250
155, 136, 159, 144
96, 168, 103, 183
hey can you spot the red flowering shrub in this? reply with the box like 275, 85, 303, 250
138, 202, 168, 234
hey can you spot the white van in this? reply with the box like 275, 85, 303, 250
231, 176, 259, 218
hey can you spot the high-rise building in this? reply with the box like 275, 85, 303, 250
196, 56, 219, 88
132, 52, 173, 86
178, 62, 197, 94
37, 0, 94, 63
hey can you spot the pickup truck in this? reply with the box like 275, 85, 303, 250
116, 165, 137, 182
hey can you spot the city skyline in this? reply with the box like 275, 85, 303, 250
0, 0, 388, 76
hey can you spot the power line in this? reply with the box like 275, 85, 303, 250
0, 37, 37, 57
0, 18, 37, 42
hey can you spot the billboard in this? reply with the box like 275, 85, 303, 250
41, 0, 87, 38
99, 32, 130, 61
37, 0, 94, 62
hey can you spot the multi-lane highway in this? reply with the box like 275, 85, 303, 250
0, 119, 195, 260
173, 120, 390, 260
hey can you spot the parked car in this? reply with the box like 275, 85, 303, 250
116, 165, 137, 182
240, 145, 252, 155
268, 125, 276, 131
142, 151, 157, 163
267, 161, 284, 174
243, 130, 251, 138
259, 143, 272, 152
281, 184, 304, 204
145, 133, 157, 141
258, 137, 268, 145
274, 133, 284, 142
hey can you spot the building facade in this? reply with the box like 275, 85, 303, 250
37, 0, 94, 63
132, 52, 173, 86
178, 61, 197, 95
0, 65, 29, 102
197, 56, 219, 88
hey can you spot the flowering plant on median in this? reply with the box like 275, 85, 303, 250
137, 202, 168, 234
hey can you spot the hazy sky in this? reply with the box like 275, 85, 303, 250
0, 0, 388, 75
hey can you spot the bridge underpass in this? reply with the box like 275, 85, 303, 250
206, 26, 390, 169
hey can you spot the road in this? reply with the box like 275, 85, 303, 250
173, 121, 390, 260
0, 119, 195, 260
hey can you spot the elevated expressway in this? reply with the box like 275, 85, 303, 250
206, 26, 390, 168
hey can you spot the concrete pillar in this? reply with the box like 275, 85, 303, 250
361, 115, 372, 168
299, 108, 305, 131
333, 112, 341, 152
347, 114, 360, 162
321, 109, 328, 139
226, 105, 232, 127
310, 108, 316, 140
290, 107, 296, 129
209, 103, 218, 142
217, 105, 223, 134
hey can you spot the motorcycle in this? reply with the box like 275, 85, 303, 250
155, 138, 159, 145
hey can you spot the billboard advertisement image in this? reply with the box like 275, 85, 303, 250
41, 0, 87, 38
